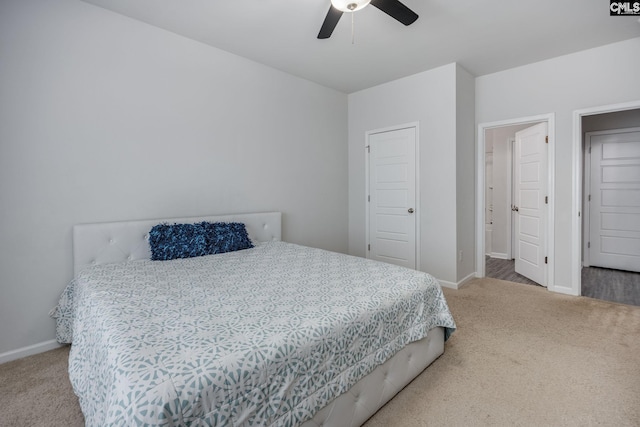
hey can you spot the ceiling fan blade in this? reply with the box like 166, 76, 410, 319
318, 5, 343, 39
370, 0, 419, 25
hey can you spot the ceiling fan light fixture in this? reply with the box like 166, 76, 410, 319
330, 0, 371, 12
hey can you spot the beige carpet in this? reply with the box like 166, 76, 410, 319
0, 345, 83, 427
1, 277, 639, 427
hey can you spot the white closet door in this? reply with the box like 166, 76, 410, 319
368, 127, 417, 269
588, 128, 640, 272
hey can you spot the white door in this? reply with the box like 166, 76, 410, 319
514, 122, 548, 285
486, 152, 494, 255
588, 128, 640, 272
367, 127, 417, 269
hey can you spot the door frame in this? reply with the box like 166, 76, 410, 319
572, 101, 640, 296
476, 113, 556, 290
507, 136, 515, 260
582, 130, 597, 268
365, 122, 420, 270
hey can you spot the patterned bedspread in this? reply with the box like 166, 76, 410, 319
53, 241, 455, 426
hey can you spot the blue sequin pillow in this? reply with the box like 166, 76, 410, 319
149, 221, 253, 261
205, 222, 254, 254
148, 222, 209, 261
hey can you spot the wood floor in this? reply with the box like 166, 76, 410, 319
581, 265, 640, 306
485, 256, 640, 307
485, 256, 539, 287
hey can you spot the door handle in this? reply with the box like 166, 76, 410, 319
408, 208, 415, 213
512, 205, 519, 212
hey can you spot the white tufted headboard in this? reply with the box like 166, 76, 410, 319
72, 212, 281, 276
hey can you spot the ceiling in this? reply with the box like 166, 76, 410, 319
82, 0, 640, 93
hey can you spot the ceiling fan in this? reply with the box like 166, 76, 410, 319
318, 0, 419, 39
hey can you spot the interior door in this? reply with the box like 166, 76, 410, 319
367, 127, 417, 269
486, 152, 493, 256
514, 122, 548, 286
588, 128, 640, 272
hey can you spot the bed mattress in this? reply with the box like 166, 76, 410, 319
53, 241, 455, 426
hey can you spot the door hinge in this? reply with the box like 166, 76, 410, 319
588, 242, 591, 248
368, 244, 371, 251
545, 256, 548, 264
589, 145, 592, 154
545, 135, 548, 144
366, 145, 370, 153
368, 195, 370, 202
545, 196, 548, 204
588, 194, 591, 202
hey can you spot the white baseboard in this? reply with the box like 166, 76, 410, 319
490, 252, 509, 260
0, 339, 64, 365
438, 272, 476, 290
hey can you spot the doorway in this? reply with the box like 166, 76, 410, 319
572, 103, 640, 304
365, 123, 419, 269
477, 114, 556, 290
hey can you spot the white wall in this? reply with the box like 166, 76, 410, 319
455, 65, 476, 282
476, 37, 640, 293
348, 63, 475, 286
485, 128, 510, 258
0, 0, 348, 358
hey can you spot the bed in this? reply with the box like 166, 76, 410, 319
52, 212, 455, 426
